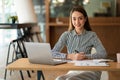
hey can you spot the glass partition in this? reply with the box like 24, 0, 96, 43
50, 0, 116, 17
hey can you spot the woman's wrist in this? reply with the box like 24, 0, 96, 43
66, 54, 70, 59
66, 54, 71, 60
66, 54, 75, 60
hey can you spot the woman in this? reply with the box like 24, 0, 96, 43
52, 5, 107, 80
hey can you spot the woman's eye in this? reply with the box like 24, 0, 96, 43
79, 17, 83, 20
72, 18, 76, 21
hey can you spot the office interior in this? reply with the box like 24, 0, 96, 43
0, 0, 120, 80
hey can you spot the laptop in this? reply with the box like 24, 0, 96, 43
24, 42, 67, 65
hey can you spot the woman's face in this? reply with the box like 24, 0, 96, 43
71, 11, 86, 31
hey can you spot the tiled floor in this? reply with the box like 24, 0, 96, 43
5, 71, 37, 80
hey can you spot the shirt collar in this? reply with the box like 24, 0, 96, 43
72, 29, 86, 36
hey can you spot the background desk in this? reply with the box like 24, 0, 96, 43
0, 23, 37, 40
0, 23, 37, 29
7, 58, 120, 80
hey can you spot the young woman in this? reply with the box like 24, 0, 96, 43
52, 5, 107, 80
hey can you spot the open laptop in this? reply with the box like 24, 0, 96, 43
24, 42, 67, 65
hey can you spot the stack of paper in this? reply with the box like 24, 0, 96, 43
74, 59, 112, 66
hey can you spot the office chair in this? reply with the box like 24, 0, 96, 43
4, 32, 44, 80
4, 37, 31, 80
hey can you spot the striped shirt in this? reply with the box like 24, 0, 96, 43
52, 30, 107, 59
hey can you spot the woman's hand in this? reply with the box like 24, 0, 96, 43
74, 52, 86, 60
67, 52, 87, 60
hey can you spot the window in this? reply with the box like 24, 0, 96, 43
50, 0, 116, 17
0, 0, 16, 23
0, 0, 17, 72
0, 0, 17, 46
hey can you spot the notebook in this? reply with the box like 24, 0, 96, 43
24, 42, 67, 65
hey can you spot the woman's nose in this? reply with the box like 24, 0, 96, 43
76, 19, 79, 24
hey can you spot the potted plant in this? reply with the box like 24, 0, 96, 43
9, 16, 18, 23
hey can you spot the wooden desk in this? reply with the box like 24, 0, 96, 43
7, 58, 120, 80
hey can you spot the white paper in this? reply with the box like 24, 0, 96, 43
74, 59, 110, 66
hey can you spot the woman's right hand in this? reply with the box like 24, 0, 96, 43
67, 52, 87, 60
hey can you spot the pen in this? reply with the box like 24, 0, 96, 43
75, 50, 79, 54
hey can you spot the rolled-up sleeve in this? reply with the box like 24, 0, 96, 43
86, 33, 107, 59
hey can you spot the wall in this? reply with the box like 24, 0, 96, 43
84, 0, 116, 17
116, 0, 120, 16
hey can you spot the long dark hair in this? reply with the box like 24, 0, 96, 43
68, 5, 92, 31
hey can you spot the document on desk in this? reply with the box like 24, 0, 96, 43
74, 59, 112, 66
